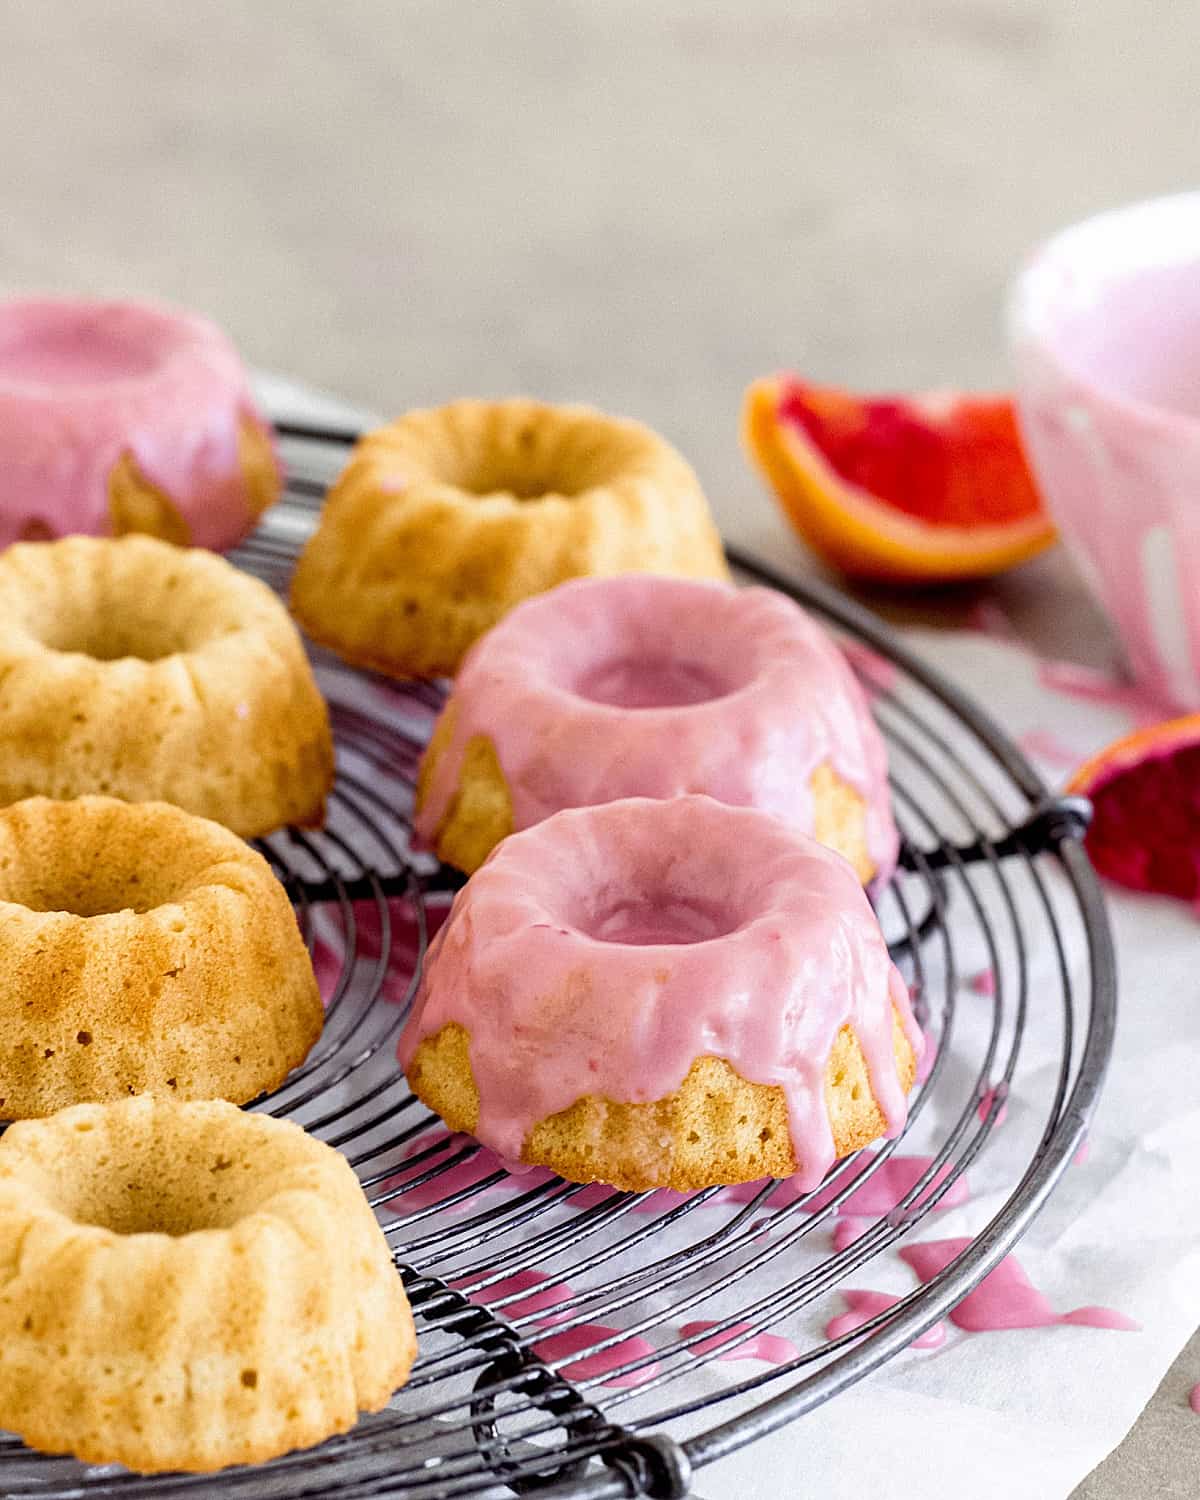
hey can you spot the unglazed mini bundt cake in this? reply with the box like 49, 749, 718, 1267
290, 398, 729, 678
0, 797, 323, 1115
400, 796, 920, 1193
416, 574, 898, 883
0, 296, 281, 549
0, 1095, 416, 1471
0, 535, 333, 837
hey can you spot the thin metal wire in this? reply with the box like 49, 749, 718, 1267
0, 423, 1116, 1499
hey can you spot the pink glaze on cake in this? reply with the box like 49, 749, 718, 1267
399, 796, 920, 1191
0, 296, 279, 549
416, 575, 899, 881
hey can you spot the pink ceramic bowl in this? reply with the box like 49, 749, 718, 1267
1009, 191, 1200, 710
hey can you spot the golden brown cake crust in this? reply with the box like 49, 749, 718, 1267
0, 796, 323, 1117
0, 1095, 416, 1472
406, 1012, 916, 1193
0, 534, 333, 838
290, 398, 730, 678
417, 719, 875, 882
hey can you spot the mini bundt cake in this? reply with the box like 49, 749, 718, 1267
0, 797, 323, 1115
400, 796, 920, 1193
0, 1095, 416, 1471
290, 398, 729, 678
416, 574, 898, 883
0, 296, 281, 550
0, 534, 333, 837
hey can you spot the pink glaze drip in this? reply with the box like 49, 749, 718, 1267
1073, 1136, 1091, 1167
399, 796, 920, 1191
833, 1216, 870, 1254
967, 968, 997, 997
915, 1030, 939, 1083
532, 1324, 659, 1387
454, 1269, 573, 1324
416, 576, 899, 881
901, 1238, 1139, 1332
978, 1084, 1009, 1127
679, 1320, 799, 1363
825, 1290, 946, 1350
0, 296, 278, 550
1189, 1384, 1200, 1415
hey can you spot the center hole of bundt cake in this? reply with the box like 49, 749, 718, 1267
575, 655, 731, 709
51, 1136, 257, 1236
0, 313, 162, 386
5, 868, 172, 917
41, 615, 190, 662
584, 896, 734, 946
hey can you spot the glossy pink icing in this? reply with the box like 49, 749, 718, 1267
901, 1238, 1140, 1332
532, 1324, 659, 1386
825, 1290, 946, 1350
0, 296, 278, 549
399, 796, 920, 1190
1011, 193, 1200, 709
833, 1216, 870, 1254
417, 575, 899, 881
679, 1320, 799, 1363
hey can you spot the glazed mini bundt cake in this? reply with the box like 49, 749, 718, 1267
0, 296, 280, 549
290, 398, 729, 678
400, 796, 920, 1193
0, 534, 333, 837
0, 797, 323, 1115
416, 574, 898, 883
0, 1095, 416, 1472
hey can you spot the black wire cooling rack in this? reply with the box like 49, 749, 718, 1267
0, 419, 1116, 1499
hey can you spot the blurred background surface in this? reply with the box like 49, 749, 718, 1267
2, 3, 1197, 1493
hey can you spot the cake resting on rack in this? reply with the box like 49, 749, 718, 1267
415, 573, 898, 882
290, 397, 729, 678
400, 795, 920, 1193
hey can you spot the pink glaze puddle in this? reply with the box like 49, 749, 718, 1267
311, 898, 448, 1008
833, 1215, 872, 1254
400, 797, 919, 1194
0, 296, 277, 550
1189, 1384, 1200, 1415
804, 1153, 970, 1218
453, 1269, 573, 1325
978, 1084, 1009, 1127
586, 897, 732, 946
900, 1238, 1139, 1333
825, 1290, 946, 1350
1073, 1136, 1092, 1167
532, 1325, 660, 1387
417, 577, 899, 881
967, 968, 997, 997
380, 1132, 547, 1216
1018, 729, 1086, 768
1036, 660, 1172, 729
678, 1320, 799, 1364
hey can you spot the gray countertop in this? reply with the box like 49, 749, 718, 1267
4, 3, 1198, 1493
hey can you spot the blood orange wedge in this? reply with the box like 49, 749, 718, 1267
1068, 715, 1200, 900
742, 375, 1057, 583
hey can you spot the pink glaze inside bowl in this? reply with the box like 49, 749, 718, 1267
1010, 192, 1200, 709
